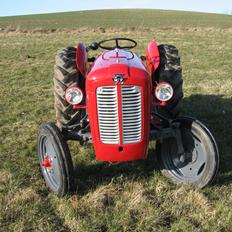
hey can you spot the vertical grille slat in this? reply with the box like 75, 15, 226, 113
122, 86, 142, 144
97, 86, 119, 144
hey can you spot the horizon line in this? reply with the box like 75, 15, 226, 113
1, 8, 232, 17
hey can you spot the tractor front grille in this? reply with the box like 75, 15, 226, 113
97, 85, 142, 144
97, 86, 119, 144
121, 86, 142, 144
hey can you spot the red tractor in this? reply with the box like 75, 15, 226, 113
38, 38, 219, 196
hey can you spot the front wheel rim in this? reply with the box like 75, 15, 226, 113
161, 127, 210, 183
39, 135, 62, 191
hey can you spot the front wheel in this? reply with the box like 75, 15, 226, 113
156, 117, 219, 188
38, 122, 74, 196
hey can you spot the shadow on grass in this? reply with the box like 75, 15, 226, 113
73, 147, 160, 195
182, 94, 232, 187
72, 94, 232, 194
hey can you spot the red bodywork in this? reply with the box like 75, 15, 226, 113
76, 43, 87, 77
75, 40, 160, 162
146, 39, 160, 76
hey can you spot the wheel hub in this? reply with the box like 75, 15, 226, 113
41, 154, 52, 169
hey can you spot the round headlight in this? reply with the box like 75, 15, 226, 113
155, 82, 173, 102
65, 86, 83, 105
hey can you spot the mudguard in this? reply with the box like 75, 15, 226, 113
146, 39, 160, 75
76, 43, 87, 77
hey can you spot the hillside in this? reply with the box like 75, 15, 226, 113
0, 9, 232, 30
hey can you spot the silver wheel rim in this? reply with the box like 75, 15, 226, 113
162, 128, 207, 183
39, 135, 62, 191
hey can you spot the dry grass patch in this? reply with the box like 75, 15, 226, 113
10, 188, 40, 204
81, 184, 116, 209
0, 170, 12, 187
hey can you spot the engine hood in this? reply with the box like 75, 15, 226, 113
87, 49, 148, 83
85, 49, 152, 162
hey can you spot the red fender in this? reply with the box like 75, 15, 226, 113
146, 39, 160, 75
76, 43, 87, 77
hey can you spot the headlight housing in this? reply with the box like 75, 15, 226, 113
65, 86, 83, 105
155, 82, 173, 102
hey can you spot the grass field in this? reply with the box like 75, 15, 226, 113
1, 9, 232, 30
0, 9, 232, 232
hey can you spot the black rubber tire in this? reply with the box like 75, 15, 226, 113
38, 122, 74, 196
54, 47, 84, 129
153, 44, 183, 118
156, 117, 219, 188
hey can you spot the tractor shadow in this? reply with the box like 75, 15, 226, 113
182, 94, 232, 187
73, 147, 160, 195
73, 94, 232, 195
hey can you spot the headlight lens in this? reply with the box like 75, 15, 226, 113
155, 82, 173, 102
65, 86, 83, 105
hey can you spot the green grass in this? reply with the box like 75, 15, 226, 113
0, 9, 232, 30
0, 9, 232, 232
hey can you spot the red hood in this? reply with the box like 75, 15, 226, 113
85, 49, 152, 162
87, 49, 148, 78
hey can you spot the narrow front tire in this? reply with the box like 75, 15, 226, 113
38, 122, 74, 196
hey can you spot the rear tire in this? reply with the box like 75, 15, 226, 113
54, 47, 84, 129
153, 44, 183, 118
38, 122, 73, 196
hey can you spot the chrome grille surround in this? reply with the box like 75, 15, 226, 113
97, 86, 119, 144
121, 86, 142, 144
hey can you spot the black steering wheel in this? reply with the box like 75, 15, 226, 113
98, 38, 137, 50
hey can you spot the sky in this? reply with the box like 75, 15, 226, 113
0, 0, 231, 16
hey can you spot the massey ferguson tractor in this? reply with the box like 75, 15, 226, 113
38, 38, 219, 196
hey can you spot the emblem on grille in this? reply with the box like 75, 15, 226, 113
113, 74, 127, 84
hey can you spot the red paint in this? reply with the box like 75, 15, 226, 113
76, 43, 87, 77
41, 155, 52, 168
73, 105, 87, 109
146, 39, 160, 75
86, 49, 152, 162
90, 50, 147, 73
159, 101, 167, 106
102, 50, 135, 60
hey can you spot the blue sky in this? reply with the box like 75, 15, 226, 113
0, 0, 231, 16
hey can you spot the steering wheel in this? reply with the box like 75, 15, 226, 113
98, 38, 137, 50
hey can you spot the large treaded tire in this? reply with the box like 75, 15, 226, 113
53, 47, 84, 129
154, 44, 183, 119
